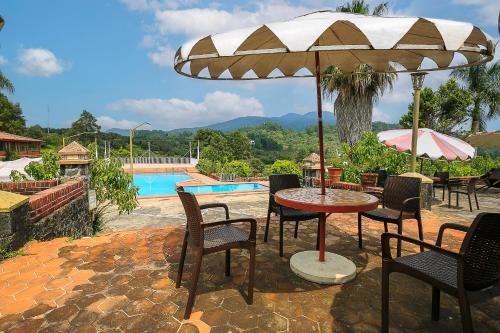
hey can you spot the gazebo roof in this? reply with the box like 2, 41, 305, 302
303, 153, 321, 163
58, 141, 90, 156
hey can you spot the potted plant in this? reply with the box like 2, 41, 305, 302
327, 167, 343, 184
360, 172, 378, 187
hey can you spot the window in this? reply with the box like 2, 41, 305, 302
0, 142, 4, 151
20, 143, 26, 151
29, 143, 38, 151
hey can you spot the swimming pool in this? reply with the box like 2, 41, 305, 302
183, 183, 267, 194
134, 173, 192, 196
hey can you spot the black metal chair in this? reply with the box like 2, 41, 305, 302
264, 174, 320, 257
479, 168, 500, 190
176, 190, 256, 319
448, 178, 480, 212
433, 171, 449, 201
377, 170, 388, 188
358, 176, 423, 257
381, 212, 500, 333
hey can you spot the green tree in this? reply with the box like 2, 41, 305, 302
0, 72, 14, 94
70, 110, 101, 144
0, 94, 25, 134
224, 160, 251, 177
399, 79, 472, 134
194, 128, 232, 163
268, 160, 302, 177
322, 0, 396, 146
227, 131, 252, 160
451, 62, 500, 132
10, 152, 60, 181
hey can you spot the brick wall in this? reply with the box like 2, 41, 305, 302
29, 179, 85, 223
0, 180, 60, 195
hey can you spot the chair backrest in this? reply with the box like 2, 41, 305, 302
177, 190, 204, 247
460, 213, 500, 291
269, 174, 301, 208
434, 171, 450, 183
466, 177, 479, 192
377, 170, 388, 187
489, 168, 500, 180
383, 176, 421, 212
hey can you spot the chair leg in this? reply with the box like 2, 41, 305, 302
176, 230, 189, 288
381, 264, 390, 333
416, 217, 424, 253
357, 213, 363, 249
431, 287, 440, 321
384, 222, 388, 233
458, 293, 474, 333
467, 193, 473, 212
184, 249, 203, 320
225, 249, 230, 277
294, 221, 299, 238
264, 208, 271, 242
456, 192, 459, 208
448, 189, 452, 208
396, 222, 403, 257
316, 219, 320, 251
442, 186, 445, 201
474, 191, 479, 210
279, 218, 284, 257
433, 186, 435, 197
247, 245, 255, 304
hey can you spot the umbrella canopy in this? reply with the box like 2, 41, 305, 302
175, 11, 495, 78
466, 131, 500, 149
378, 128, 476, 161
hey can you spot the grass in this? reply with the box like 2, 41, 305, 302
0, 240, 25, 262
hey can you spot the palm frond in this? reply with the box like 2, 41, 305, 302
0, 71, 14, 94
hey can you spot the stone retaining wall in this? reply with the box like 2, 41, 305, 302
29, 179, 85, 223
0, 180, 60, 195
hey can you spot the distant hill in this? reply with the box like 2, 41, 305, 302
107, 112, 336, 135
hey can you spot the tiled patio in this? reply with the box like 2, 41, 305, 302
1, 211, 499, 333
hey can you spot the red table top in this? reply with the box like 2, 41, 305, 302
275, 188, 379, 214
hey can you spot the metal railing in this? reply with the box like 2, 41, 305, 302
120, 156, 192, 164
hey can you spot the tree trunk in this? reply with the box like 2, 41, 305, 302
334, 92, 373, 146
471, 99, 481, 133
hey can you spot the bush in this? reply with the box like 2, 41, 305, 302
224, 160, 251, 177
268, 160, 302, 177
9, 151, 60, 181
196, 158, 223, 175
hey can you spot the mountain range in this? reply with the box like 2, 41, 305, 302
107, 111, 337, 135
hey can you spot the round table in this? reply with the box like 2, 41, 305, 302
275, 187, 379, 284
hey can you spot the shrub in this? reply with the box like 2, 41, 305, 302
268, 160, 302, 177
224, 160, 251, 177
9, 151, 60, 181
196, 158, 223, 175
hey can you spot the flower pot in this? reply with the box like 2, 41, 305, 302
328, 167, 343, 184
360, 173, 378, 187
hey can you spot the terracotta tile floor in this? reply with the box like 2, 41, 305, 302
0, 211, 499, 332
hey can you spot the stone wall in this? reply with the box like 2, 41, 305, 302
29, 193, 91, 241
0, 203, 29, 248
0, 180, 60, 196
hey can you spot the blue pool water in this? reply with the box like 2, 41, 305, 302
184, 183, 267, 194
134, 173, 192, 196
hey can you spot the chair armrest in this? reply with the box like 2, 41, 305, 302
436, 223, 469, 247
381, 232, 461, 260
199, 203, 229, 219
400, 196, 420, 217
202, 218, 257, 240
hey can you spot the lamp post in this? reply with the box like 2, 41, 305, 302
129, 122, 151, 177
410, 72, 427, 173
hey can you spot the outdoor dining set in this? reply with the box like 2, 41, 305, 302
175, 173, 500, 333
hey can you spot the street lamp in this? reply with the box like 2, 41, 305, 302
129, 122, 151, 176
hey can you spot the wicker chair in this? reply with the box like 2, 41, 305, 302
176, 190, 256, 319
479, 168, 500, 190
377, 170, 388, 188
381, 212, 500, 333
448, 178, 480, 212
358, 176, 423, 257
433, 171, 449, 201
264, 174, 320, 257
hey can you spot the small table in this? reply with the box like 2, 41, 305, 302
275, 188, 379, 284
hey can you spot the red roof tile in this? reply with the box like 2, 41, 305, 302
0, 131, 43, 143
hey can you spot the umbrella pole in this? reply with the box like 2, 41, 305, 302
315, 51, 326, 262
410, 73, 427, 172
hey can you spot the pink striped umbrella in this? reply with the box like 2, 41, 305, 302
377, 128, 475, 161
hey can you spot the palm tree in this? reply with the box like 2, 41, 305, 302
0, 16, 13, 94
451, 62, 500, 132
322, 0, 396, 146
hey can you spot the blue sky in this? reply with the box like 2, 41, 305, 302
0, 0, 499, 131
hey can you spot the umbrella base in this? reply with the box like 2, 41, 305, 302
290, 250, 356, 285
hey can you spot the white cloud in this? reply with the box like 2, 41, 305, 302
148, 45, 176, 67
17, 48, 67, 77
107, 91, 264, 129
97, 116, 140, 130
120, 0, 198, 11
372, 106, 391, 122
452, 0, 499, 26
0, 55, 7, 65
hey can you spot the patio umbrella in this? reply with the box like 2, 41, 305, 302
174, 10, 495, 261
466, 130, 500, 149
378, 128, 476, 172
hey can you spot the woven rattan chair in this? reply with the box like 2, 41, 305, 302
176, 190, 256, 319
448, 178, 480, 212
433, 171, 449, 201
381, 212, 500, 333
358, 176, 423, 257
479, 168, 500, 190
264, 174, 320, 257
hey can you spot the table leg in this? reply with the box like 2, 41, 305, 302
319, 212, 326, 262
